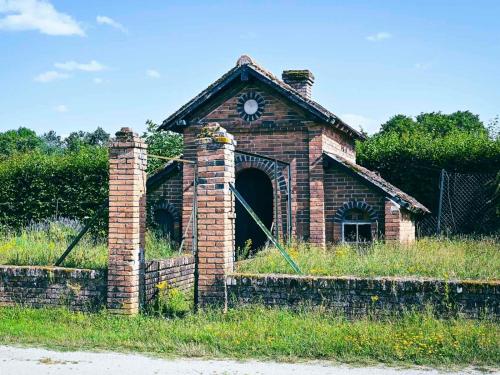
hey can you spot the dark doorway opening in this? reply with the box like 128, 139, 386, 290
235, 168, 273, 258
155, 209, 175, 240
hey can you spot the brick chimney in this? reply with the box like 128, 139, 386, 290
282, 70, 315, 99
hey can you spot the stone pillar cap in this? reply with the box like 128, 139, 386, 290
197, 123, 236, 146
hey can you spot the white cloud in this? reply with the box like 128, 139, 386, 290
146, 69, 160, 79
415, 62, 432, 70
0, 0, 84, 36
93, 77, 103, 84
366, 32, 392, 42
54, 104, 67, 112
96, 15, 127, 33
54, 60, 106, 72
34, 70, 69, 83
341, 113, 379, 134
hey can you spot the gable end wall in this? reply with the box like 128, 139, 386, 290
324, 165, 386, 243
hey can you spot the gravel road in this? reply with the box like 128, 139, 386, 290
0, 345, 495, 375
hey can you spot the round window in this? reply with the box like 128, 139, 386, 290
237, 91, 265, 122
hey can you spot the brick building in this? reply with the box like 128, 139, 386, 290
150, 55, 429, 250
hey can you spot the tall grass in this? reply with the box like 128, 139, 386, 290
0, 219, 179, 269
0, 306, 498, 366
237, 238, 500, 280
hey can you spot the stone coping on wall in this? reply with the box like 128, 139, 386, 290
226, 272, 499, 319
228, 272, 500, 287
0, 265, 107, 312
145, 254, 194, 269
0, 264, 105, 275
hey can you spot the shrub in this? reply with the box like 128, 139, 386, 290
357, 113, 500, 215
149, 281, 191, 318
0, 147, 108, 231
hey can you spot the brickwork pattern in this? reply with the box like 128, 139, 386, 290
107, 128, 147, 315
324, 166, 385, 243
227, 273, 500, 319
308, 125, 326, 246
147, 169, 183, 241
157, 79, 417, 247
144, 255, 194, 304
234, 153, 290, 240
182, 82, 355, 241
322, 126, 356, 162
385, 199, 416, 243
0, 266, 106, 312
196, 129, 236, 306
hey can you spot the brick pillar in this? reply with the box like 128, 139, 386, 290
107, 127, 147, 315
196, 124, 236, 307
384, 198, 416, 244
308, 125, 326, 247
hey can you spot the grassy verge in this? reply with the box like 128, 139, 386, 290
0, 220, 178, 269
237, 238, 500, 280
0, 306, 498, 367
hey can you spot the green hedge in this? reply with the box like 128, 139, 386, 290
357, 130, 500, 213
0, 147, 108, 230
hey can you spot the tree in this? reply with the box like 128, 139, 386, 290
357, 111, 500, 215
84, 127, 110, 147
379, 111, 487, 137
415, 111, 486, 136
41, 130, 63, 153
142, 120, 183, 173
65, 127, 110, 151
379, 114, 418, 135
0, 127, 45, 158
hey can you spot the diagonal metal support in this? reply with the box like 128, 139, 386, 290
229, 183, 302, 274
54, 199, 109, 267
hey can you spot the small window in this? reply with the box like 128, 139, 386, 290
342, 208, 373, 244
344, 208, 370, 221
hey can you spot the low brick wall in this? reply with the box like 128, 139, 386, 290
0, 265, 106, 312
144, 255, 195, 304
226, 273, 500, 319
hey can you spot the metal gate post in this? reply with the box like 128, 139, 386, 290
274, 158, 279, 242
437, 169, 445, 236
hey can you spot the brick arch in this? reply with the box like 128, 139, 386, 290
234, 153, 290, 240
334, 200, 378, 222
151, 201, 180, 220
149, 200, 181, 242
234, 154, 288, 193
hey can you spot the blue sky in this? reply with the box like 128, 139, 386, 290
0, 0, 499, 136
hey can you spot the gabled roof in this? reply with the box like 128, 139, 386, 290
323, 152, 430, 214
160, 56, 365, 140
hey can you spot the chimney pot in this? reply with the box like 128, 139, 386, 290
282, 70, 315, 99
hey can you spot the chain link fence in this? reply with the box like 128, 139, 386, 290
417, 170, 497, 237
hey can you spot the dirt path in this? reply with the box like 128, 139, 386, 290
0, 345, 495, 375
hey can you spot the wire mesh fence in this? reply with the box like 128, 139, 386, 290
417, 169, 497, 237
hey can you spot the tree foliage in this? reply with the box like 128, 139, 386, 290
0, 127, 111, 157
142, 120, 183, 173
0, 147, 108, 230
379, 111, 488, 137
63, 127, 110, 151
0, 122, 182, 230
0, 127, 46, 158
357, 111, 500, 216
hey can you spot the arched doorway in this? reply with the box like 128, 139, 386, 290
235, 168, 273, 257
